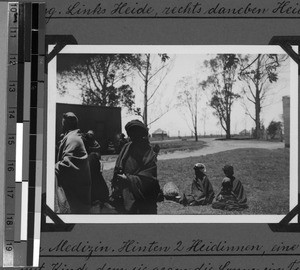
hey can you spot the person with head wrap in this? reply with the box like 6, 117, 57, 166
82, 130, 110, 206
110, 119, 160, 214
180, 163, 215, 206
115, 133, 128, 154
55, 112, 91, 213
84, 130, 101, 155
212, 165, 248, 211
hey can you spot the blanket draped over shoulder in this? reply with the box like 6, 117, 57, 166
184, 175, 215, 205
111, 141, 160, 214
212, 177, 248, 211
88, 152, 109, 203
231, 177, 247, 204
55, 129, 91, 213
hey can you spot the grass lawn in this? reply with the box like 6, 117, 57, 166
103, 148, 290, 215
150, 139, 207, 154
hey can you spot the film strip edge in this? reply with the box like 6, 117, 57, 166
27, 2, 46, 267
4, 2, 19, 267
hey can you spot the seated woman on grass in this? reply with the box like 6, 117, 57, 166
212, 165, 248, 211
180, 163, 215, 206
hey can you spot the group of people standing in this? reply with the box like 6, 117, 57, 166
54, 112, 247, 215
55, 113, 160, 214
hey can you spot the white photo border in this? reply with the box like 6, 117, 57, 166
46, 45, 298, 224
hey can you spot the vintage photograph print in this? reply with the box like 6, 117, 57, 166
47, 45, 298, 223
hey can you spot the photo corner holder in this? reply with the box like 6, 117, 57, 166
46, 35, 78, 65
41, 193, 75, 232
269, 202, 300, 232
269, 36, 300, 74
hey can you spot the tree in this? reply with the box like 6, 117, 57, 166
267, 120, 282, 139
201, 54, 240, 139
176, 76, 202, 141
239, 54, 288, 139
57, 54, 141, 111
134, 54, 173, 126
200, 107, 208, 137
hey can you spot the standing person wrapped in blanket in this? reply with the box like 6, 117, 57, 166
180, 163, 215, 206
55, 112, 91, 214
110, 120, 161, 214
212, 165, 248, 211
83, 130, 110, 206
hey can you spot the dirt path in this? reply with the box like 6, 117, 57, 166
158, 138, 284, 160
102, 138, 284, 170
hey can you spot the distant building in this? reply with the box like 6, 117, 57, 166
282, 96, 290, 147
239, 129, 250, 136
152, 128, 168, 140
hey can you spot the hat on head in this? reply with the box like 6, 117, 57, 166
125, 119, 148, 137
223, 165, 234, 175
194, 163, 206, 173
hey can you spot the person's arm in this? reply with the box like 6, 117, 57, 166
55, 134, 88, 182
126, 160, 158, 200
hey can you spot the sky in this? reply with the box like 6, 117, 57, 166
55, 48, 293, 137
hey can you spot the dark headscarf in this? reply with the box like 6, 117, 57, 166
125, 120, 148, 138
223, 165, 234, 176
62, 112, 78, 132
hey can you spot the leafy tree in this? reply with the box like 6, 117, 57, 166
176, 76, 202, 141
239, 54, 288, 139
57, 54, 141, 111
201, 54, 240, 139
267, 120, 282, 139
134, 54, 173, 126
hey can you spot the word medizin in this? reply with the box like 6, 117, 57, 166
48, 240, 112, 260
